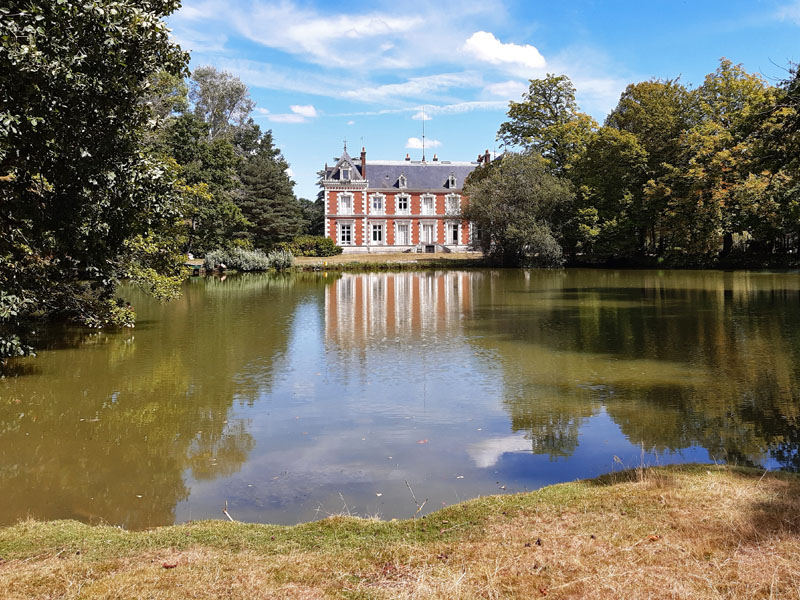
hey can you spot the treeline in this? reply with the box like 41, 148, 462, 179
150, 66, 324, 255
466, 60, 800, 268
1, 0, 324, 363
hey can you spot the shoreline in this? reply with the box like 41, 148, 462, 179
2, 464, 799, 598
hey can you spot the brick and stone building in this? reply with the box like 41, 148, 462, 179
322, 146, 489, 252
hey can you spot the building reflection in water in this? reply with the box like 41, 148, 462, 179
324, 271, 476, 347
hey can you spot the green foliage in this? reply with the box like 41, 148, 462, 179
497, 74, 597, 173
236, 131, 304, 248
204, 248, 271, 272
463, 154, 574, 267
202, 247, 294, 272
277, 235, 342, 257
298, 196, 325, 236
0, 0, 188, 364
189, 66, 255, 141
266, 249, 295, 271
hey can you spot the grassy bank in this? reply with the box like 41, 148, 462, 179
294, 251, 486, 271
2, 465, 799, 598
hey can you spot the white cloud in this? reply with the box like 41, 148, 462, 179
285, 167, 294, 177
347, 120, 355, 125
254, 107, 270, 115
231, 2, 424, 68
777, 1, 800, 24
411, 111, 432, 121
485, 80, 528, 100
343, 72, 481, 104
406, 137, 441, 149
468, 435, 531, 468
290, 104, 318, 118
462, 31, 546, 70
267, 105, 319, 123
268, 113, 307, 123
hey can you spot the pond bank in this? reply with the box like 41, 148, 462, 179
2, 464, 798, 599
293, 251, 486, 271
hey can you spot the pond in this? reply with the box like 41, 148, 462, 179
2, 269, 800, 529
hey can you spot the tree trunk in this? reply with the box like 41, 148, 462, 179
720, 231, 733, 257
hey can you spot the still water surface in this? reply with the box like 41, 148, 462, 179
2, 269, 800, 529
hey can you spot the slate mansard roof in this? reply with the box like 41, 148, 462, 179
324, 149, 481, 192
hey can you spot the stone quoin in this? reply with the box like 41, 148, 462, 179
321, 146, 492, 253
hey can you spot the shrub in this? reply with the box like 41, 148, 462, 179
267, 249, 294, 271
278, 235, 342, 257
203, 248, 271, 271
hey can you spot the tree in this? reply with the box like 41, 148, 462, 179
570, 127, 649, 259
497, 74, 596, 173
0, 0, 188, 363
298, 193, 325, 236
236, 131, 304, 248
189, 66, 255, 141
157, 112, 248, 253
463, 154, 575, 267
660, 60, 772, 258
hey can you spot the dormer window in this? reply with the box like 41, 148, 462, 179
398, 173, 407, 189
341, 167, 350, 181
447, 173, 457, 188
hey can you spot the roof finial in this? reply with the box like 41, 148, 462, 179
343, 138, 347, 153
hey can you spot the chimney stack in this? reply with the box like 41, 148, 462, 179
432, 154, 438, 161
484, 149, 491, 166
360, 146, 366, 179
405, 153, 411, 161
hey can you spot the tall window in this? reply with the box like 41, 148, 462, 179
371, 194, 384, 215
399, 173, 407, 188
422, 222, 435, 243
448, 222, 459, 244
447, 174, 457, 188
421, 194, 435, 215
339, 194, 353, 215
396, 194, 410, 214
341, 167, 350, 180
396, 222, 410, 245
445, 194, 460, 215
339, 223, 352, 245
371, 223, 383, 244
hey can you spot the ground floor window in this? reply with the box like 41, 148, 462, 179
339, 223, 352, 245
395, 223, 410, 245
372, 223, 383, 244
448, 222, 459, 244
422, 222, 435, 244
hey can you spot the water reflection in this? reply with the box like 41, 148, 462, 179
463, 270, 800, 469
1, 269, 799, 529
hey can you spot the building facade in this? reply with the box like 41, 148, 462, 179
322, 146, 489, 252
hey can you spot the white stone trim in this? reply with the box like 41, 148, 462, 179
369, 193, 386, 215
368, 219, 387, 246
337, 191, 354, 216
445, 193, 461, 216
421, 193, 436, 216
395, 193, 411, 215
337, 219, 355, 246
394, 219, 411, 246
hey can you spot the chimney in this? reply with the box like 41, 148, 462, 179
360, 146, 366, 179
405, 153, 411, 161
484, 149, 491, 166
432, 154, 438, 161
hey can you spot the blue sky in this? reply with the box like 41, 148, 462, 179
167, 0, 800, 200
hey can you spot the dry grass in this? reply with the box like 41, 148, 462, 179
2, 465, 800, 599
294, 251, 484, 268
